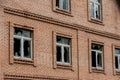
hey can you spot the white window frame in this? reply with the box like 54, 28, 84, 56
14, 30, 32, 61
56, 0, 70, 11
115, 49, 120, 71
90, 0, 102, 20
92, 48, 103, 69
56, 39, 71, 65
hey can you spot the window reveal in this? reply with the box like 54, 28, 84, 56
56, 36, 71, 65
91, 43, 103, 69
14, 28, 32, 60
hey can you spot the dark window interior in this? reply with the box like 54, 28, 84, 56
115, 56, 118, 69
56, 0, 59, 8
64, 47, 69, 63
92, 51, 96, 67
57, 46, 62, 62
24, 40, 31, 58
14, 38, 21, 57
92, 43, 103, 51
97, 53, 102, 67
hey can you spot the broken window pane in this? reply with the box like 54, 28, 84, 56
57, 46, 62, 62
92, 43, 103, 51
14, 38, 21, 57
97, 53, 102, 67
90, 0, 101, 20
57, 36, 62, 43
95, 4, 100, 19
115, 56, 118, 69
64, 47, 70, 63
23, 40, 31, 58
14, 28, 22, 36
57, 36, 70, 45
92, 51, 96, 67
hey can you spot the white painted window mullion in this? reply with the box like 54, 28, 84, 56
96, 52, 98, 68
118, 56, 120, 70
62, 45, 64, 63
21, 37, 24, 58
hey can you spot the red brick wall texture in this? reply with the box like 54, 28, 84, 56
0, 0, 120, 80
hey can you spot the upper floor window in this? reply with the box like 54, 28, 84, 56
91, 43, 103, 69
90, 0, 102, 20
115, 48, 120, 71
14, 28, 32, 60
56, 0, 70, 11
56, 36, 71, 65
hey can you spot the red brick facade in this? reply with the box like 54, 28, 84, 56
0, 0, 120, 80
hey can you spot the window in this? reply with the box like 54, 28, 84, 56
91, 43, 103, 69
14, 27, 32, 60
56, 0, 70, 11
115, 48, 120, 71
90, 0, 102, 20
56, 36, 71, 65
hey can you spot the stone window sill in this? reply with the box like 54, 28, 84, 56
89, 18, 104, 25
92, 68, 105, 74
53, 8, 73, 17
14, 58, 34, 65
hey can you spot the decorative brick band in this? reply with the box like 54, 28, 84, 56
3, 6, 120, 40
4, 73, 68, 80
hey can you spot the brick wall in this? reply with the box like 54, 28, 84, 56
0, 0, 120, 80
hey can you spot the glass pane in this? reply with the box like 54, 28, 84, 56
95, 4, 100, 19
14, 28, 32, 37
92, 43, 103, 51
115, 48, 120, 54
23, 30, 31, 38
14, 28, 22, 36
57, 36, 62, 43
57, 36, 70, 45
56, 0, 60, 7
96, 0, 100, 3
64, 47, 70, 63
56, 45, 62, 62
90, 2, 94, 18
63, 37, 70, 45
92, 51, 96, 67
14, 38, 21, 57
23, 40, 31, 58
97, 53, 102, 67
63, 0, 69, 10
115, 56, 118, 69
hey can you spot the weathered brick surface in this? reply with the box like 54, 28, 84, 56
0, 0, 120, 80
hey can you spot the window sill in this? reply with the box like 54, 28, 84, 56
56, 63, 73, 71
92, 68, 105, 74
53, 8, 73, 17
116, 71, 120, 75
14, 58, 34, 65
88, 18, 104, 26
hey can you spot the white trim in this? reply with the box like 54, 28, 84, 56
56, 37, 71, 65
90, 0, 101, 20
14, 29, 32, 60
92, 49, 103, 69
